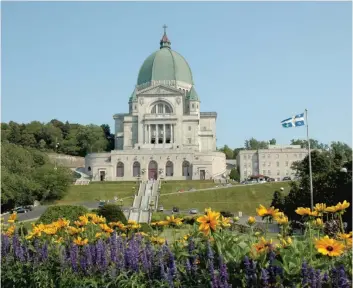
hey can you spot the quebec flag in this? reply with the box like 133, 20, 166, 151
281, 113, 305, 128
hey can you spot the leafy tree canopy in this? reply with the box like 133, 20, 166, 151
1, 142, 73, 211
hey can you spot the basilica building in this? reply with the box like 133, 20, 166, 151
85, 27, 226, 181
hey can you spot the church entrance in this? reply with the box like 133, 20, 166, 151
148, 160, 158, 180
100, 170, 106, 181
200, 170, 205, 180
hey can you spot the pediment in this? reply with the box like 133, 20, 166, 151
137, 84, 182, 96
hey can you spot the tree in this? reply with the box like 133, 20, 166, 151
271, 190, 285, 211
229, 168, 240, 181
244, 138, 269, 150
232, 148, 244, 159
269, 138, 276, 145
1, 142, 73, 211
218, 145, 234, 159
290, 138, 328, 150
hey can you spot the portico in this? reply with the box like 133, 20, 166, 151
144, 123, 175, 144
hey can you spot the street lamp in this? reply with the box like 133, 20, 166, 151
149, 200, 155, 224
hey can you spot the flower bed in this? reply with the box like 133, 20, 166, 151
1, 202, 352, 287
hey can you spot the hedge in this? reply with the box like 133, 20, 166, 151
37, 205, 89, 224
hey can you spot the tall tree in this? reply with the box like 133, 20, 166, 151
244, 138, 269, 150
290, 138, 328, 150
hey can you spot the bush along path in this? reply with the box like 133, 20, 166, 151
1, 201, 352, 287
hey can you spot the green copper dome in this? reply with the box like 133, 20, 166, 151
186, 86, 199, 101
137, 28, 194, 86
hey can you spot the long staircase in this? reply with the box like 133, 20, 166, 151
128, 180, 160, 223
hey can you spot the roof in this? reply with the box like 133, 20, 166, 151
136, 30, 194, 86
186, 86, 199, 101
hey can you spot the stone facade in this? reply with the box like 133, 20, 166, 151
236, 145, 309, 181
85, 29, 226, 181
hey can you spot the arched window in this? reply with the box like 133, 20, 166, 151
165, 161, 174, 177
87, 166, 91, 172
132, 161, 140, 177
116, 162, 124, 177
151, 101, 173, 114
182, 161, 191, 177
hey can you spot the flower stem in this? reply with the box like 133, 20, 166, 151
308, 221, 313, 264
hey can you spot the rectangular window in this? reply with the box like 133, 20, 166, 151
267, 154, 271, 158
267, 170, 271, 175
263, 170, 266, 175
244, 163, 247, 168
188, 138, 191, 144
277, 170, 280, 176
243, 155, 246, 160
268, 162, 271, 167
276, 162, 280, 167
285, 161, 289, 167
188, 126, 191, 131
262, 154, 265, 158
263, 162, 266, 167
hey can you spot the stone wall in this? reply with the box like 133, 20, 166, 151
47, 153, 85, 168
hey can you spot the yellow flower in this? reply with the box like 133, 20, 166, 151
277, 236, 292, 249
53, 218, 70, 229
183, 234, 191, 241
100, 223, 114, 233
67, 226, 84, 235
166, 215, 183, 226
315, 236, 345, 257
73, 236, 88, 246
74, 215, 89, 227
313, 218, 324, 228
326, 201, 350, 214
197, 209, 220, 236
7, 212, 17, 224
274, 212, 289, 225
334, 201, 350, 213
43, 225, 58, 235
253, 237, 273, 253
220, 216, 231, 228
128, 220, 137, 225
53, 237, 64, 244
337, 232, 352, 240
247, 216, 256, 225
5, 225, 15, 236
157, 220, 169, 227
150, 236, 166, 245
295, 207, 312, 216
90, 214, 106, 224
95, 232, 102, 239
256, 205, 279, 218
314, 203, 326, 214
135, 232, 148, 237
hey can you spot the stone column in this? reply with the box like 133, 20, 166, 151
156, 124, 159, 143
171, 124, 174, 144
163, 124, 166, 143
148, 125, 151, 144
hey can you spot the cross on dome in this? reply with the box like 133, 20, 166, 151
160, 24, 171, 49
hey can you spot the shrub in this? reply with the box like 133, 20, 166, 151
37, 205, 89, 224
151, 213, 165, 222
97, 204, 127, 224
220, 211, 234, 217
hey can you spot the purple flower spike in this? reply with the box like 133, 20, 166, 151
261, 268, 269, 287
69, 244, 79, 272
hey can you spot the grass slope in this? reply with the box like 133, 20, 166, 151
56, 182, 137, 205
160, 180, 216, 194
159, 182, 290, 215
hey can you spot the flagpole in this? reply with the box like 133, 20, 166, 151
305, 109, 314, 210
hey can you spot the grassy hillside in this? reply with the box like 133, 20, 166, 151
159, 182, 290, 215
160, 180, 216, 194
56, 182, 137, 205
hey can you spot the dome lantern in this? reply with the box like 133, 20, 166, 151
160, 24, 171, 49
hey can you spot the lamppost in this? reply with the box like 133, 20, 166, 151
54, 137, 60, 170
149, 200, 155, 224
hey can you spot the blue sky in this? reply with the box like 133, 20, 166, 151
2, 2, 352, 148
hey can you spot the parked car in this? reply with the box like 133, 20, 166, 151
12, 207, 29, 214
98, 201, 106, 209
282, 177, 291, 181
172, 206, 179, 213
157, 206, 164, 212
267, 178, 275, 182
189, 208, 198, 214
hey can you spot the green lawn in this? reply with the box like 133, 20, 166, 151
56, 182, 137, 205
160, 180, 216, 194
159, 182, 290, 215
